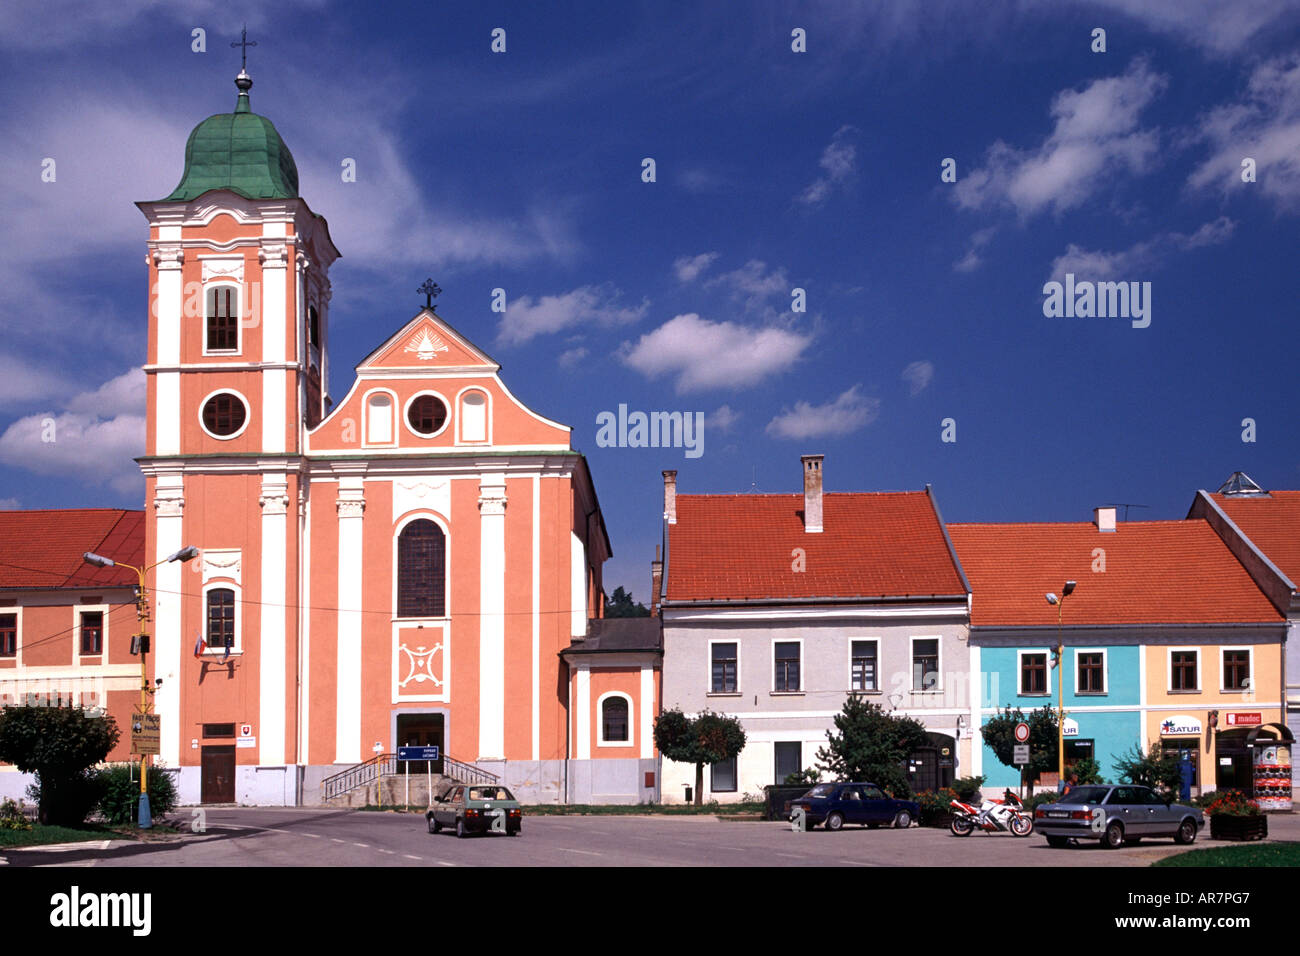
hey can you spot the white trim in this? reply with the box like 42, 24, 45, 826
258, 475, 288, 765
663, 604, 967, 624
596, 691, 634, 748
1219, 645, 1255, 694
911, 635, 943, 692
336, 483, 365, 763
401, 389, 452, 439
1017, 647, 1053, 698
639, 665, 654, 759
576, 665, 591, 760
532, 474, 540, 762
708, 638, 740, 694
455, 385, 492, 445
978, 701, 1284, 715
1074, 647, 1109, 696
1167, 646, 1202, 693
262, 367, 287, 454
202, 581, 243, 656
968, 644, 982, 777
848, 637, 880, 692
0, 606, 24, 667
391, 622, 450, 703
771, 637, 803, 693
688, 707, 986, 721
74, 604, 110, 663
156, 372, 181, 455
201, 282, 242, 357
154, 501, 183, 764
478, 473, 507, 760
391, 512, 451, 622
362, 388, 399, 448
570, 532, 586, 638
197, 387, 252, 441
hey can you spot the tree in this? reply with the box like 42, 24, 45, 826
816, 695, 930, 797
0, 705, 120, 825
1113, 744, 1181, 797
604, 586, 650, 618
654, 707, 746, 806
981, 706, 1059, 783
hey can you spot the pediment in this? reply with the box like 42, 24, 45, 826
359, 310, 500, 372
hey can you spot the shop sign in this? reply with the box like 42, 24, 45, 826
1062, 718, 1079, 737
1226, 712, 1261, 727
1160, 715, 1202, 736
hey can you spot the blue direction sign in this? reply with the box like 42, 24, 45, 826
397, 746, 440, 761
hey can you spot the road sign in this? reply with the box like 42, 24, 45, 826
397, 746, 440, 761
1013, 744, 1030, 765
131, 712, 161, 755
1014, 722, 1030, 743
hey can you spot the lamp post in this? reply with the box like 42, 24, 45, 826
83, 545, 198, 827
1045, 581, 1077, 785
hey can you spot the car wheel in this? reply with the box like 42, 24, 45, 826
893, 810, 912, 829
826, 811, 844, 831
1175, 819, 1197, 845
456, 818, 466, 839
1103, 820, 1125, 848
1046, 835, 1069, 848
427, 816, 436, 834
432, 818, 442, 834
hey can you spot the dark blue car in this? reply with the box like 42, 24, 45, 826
790, 782, 919, 830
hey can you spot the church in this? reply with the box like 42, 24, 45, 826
0, 61, 661, 807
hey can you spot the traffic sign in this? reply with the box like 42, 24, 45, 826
1014, 722, 1030, 743
397, 745, 440, 761
1013, 743, 1030, 765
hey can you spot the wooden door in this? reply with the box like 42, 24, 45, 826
201, 745, 236, 803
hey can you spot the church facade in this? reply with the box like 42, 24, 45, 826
128, 67, 651, 805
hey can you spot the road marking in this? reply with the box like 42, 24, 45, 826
352, 842, 370, 849
840, 860, 880, 867
435, 861, 457, 867
403, 854, 421, 860
378, 849, 395, 855
772, 852, 804, 860
303, 833, 322, 839
331, 838, 347, 844
562, 848, 602, 857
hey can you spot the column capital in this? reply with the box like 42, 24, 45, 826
151, 245, 185, 271
259, 241, 289, 267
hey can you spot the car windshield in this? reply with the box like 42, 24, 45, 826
805, 784, 835, 797
1065, 786, 1111, 805
468, 787, 512, 801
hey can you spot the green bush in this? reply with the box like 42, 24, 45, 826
1113, 744, 1181, 798
0, 797, 31, 831
952, 776, 984, 801
96, 764, 179, 825
1024, 792, 1060, 812
1069, 757, 1104, 785
914, 787, 960, 826
783, 767, 821, 786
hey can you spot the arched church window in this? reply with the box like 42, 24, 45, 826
366, 393, 393, 444
460, 390, 487, 442
601, 695, 629, 743
397, 519, 446, 617
206, 286, 239, 351
206, 588, 235, 650
407, 394, 448, 436
202, 393, 248, 437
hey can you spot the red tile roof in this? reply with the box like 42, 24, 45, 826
948, 520, 1284, 627
665, 492, 967, 602
1211, 491, 1300, 586
0, 509, 144, 590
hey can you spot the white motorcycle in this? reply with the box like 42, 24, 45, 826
949, 791, 1034, 837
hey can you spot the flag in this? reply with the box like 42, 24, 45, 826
193, 632, 204, 659
221, 636, 232, 662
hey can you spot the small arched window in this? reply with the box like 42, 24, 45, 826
206, 588, 235, 650
366, 393, 393, 444
397, 519, 446, 617
206, 286, 239, 352
601, 696, 629, 743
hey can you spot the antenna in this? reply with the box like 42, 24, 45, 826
1107, 503, 1150, 522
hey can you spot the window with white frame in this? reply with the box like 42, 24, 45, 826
774, 641, 801, 692
710, 642, 737, 693
850, 639, 878, 691
459, 390, 488, 443
1170, 649, 1199, 692
912, 638, 939, 691
206, 587, 236, 652
79, 610, 104, 656
205, 285, 239, 352
1222, 648, 1251, 692
0, 613, 16, 657
711, 755, 737, 792
774, 741, 802, 784
1020, 651, 1049, 695
1076, 650, 1106, 695
366, 392, 394, 444
599, 694, 630, 745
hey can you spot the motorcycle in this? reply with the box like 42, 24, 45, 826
949, 791, 1034, 837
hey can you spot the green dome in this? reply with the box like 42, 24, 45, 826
164, 78, 298, 202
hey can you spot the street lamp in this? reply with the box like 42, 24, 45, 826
83, 544, 198, 827
1045, 581, 1076, 787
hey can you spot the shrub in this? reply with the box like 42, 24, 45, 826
1113, 744, 1181, 798
783, 767, 821, 786
952, 776, 984, 801
914, 787, 960, 826
0, 705, 120, 825
97, 764, 179, 825
0, 797, 31, 831
1070, 757, 1103, 785
817, 696, 930, 798
1202, 789, 1261, 817
1025, 792, 1060, 812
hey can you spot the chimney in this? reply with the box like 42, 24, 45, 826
1094, 506, 1117, 533
663, 470, 677, 525
650, 544, 663, 618
802, 454, 824, 533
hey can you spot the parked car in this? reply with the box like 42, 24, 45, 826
426, 783, 522, 838
1033, 784, 1203, 848
789, 782, 919, 830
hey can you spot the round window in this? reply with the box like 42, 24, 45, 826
202, 392, 248, 437
407, 394, 448, 435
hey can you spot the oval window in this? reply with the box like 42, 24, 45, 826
407, 394, 448, 435
202, 393, 248, 437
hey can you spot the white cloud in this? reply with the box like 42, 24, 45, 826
901, 361, 935, 396
1188, 56, 1300, 209
1051, 0, 1298, 57
708, 405, 743, 432
0, 498, 19, 510
557, 346, 589, 369
954, 60, 1166, 217
496, 286, 648, 347
1047, 217, 1236, 280
0, 369, 145, 496
621, 313, 812, 393
705, 259, 793, 317
954, 227, 997, 273
673, 252, 720, 282
798, 126, 858, 206
766, 385, 880, 439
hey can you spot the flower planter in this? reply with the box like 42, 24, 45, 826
1209, 813, 1268, 841
924, 812, 955, 829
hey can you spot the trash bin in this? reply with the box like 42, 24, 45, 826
684, 785, 693, 804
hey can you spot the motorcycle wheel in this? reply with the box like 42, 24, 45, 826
950, 815, 974, 836
1010, 814, 1033, 837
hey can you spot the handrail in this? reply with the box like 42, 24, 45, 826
321, 752, 499, 800
442, 754, 500, 786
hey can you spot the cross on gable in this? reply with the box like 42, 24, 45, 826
418, 279, 442, 309
232, 25, 257, 71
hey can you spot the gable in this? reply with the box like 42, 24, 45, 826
360, 310, 499, 373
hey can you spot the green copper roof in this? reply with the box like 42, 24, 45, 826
163, 82, 298, 202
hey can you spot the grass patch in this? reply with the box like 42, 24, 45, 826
1153, 841, 1300, 867
0, 824, 119, 848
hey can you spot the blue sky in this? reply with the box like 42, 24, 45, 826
1, 0, 1298, 597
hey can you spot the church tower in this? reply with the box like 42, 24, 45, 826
136, 61, 338, 793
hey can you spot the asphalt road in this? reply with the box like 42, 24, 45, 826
6, 807, 1294, 867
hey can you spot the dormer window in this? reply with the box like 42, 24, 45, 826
206, 286, 239, 352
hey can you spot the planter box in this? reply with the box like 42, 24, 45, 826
923, 812, 956, 828
1209, 813, 1268, 841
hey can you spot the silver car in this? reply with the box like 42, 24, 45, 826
1033, 784, 1203, 849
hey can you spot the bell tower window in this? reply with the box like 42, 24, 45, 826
406, 393, 448, 436
206, 286, 239, 352
201, 391, 249, 438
